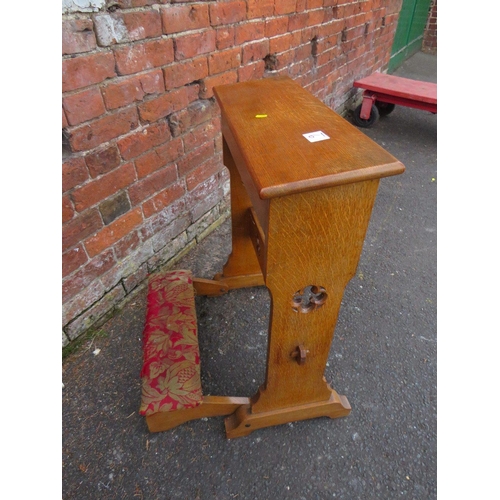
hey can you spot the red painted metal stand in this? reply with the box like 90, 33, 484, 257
352, 72, 437, 128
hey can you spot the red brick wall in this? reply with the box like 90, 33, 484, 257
62, 0, 402, 347
422, 0, 436, 54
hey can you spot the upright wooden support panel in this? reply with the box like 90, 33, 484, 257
211, 76, 405, 438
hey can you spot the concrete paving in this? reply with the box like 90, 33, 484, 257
63, 51, 437, 499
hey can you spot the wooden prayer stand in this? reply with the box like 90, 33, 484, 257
142, 76, 404, 438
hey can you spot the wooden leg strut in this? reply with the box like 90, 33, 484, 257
146, 396, 250, 433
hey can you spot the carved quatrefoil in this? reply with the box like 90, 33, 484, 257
291, 285, 328, 313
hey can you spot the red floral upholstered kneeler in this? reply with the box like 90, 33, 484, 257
139, 270, 203, 416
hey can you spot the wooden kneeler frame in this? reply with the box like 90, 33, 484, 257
145, 395, 250, 433
140, 77, 405, 439
139, 271, 250, 434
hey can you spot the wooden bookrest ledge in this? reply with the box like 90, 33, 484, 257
140, 76, 405, 439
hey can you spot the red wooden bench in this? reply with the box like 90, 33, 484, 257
352, 72, 437, 128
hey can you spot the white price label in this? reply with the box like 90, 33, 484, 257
302, 131, 330, 143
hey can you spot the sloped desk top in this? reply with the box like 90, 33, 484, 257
214, 76, 405, 200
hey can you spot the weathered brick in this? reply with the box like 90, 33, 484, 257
216, 26, 235, 50
209, 1, 246, 26
238, 61, 265, 82
63, 107, 69, 128
85, 207, 143, 257
186, 156, 222, 190
62, 18, 97, 55
64, 285, 125, 340
123, 9, 163, 39
62, 244, 88, 278
128, 165, 178, 205
63, 87, 106, 126
100, 238, 154, 291
134, 150, 165, 180
142, 180, 186, 218
85, 145, 122, 178
269, 33, 293, 54
135, 137, 183, 178
114, 38, 174, 75
345, 13, 367, 30
182, 116, 220, 151
147, 230, 189, 270
68, 107, 139, 152
62, 52, 116, 92
266, 16, 289, 38
113, 230, 141, 261
112, 0, 158, 7
296, 0, 306, 11
117, 121, 171, 160
307, 9, 325, 27
142, 198, 185, 239
163, 57, 208, 90
71, 162, 136, 212
288, 12, 308, 32
208, 47, 241, 75
149, 214, 191, 253
186, 84, 201, 104
247, 0, 274, 19
235, 20, 266, 45
214, 128, 223, 153
294, 43, 312, 62
177, 141, 215, 176
242, 39, 270, 64
63, 194, 75, 223
199, 71, 237, 99
63, 156, 89, 193
63, 248, 116, 302
102, 70, 164, 110
174, 30, 216, 60
62, 208, 103, 252
99, 191, 131, 225
62, 280, 107, 331
272, 49, 294, 71
161, 4, 210, 34
169, 99, 217, 137
137, 87, 190, 123
122, 263, 148, 293
186, 205, 222, 241
187, 174, 222, 221
93, 10, 162, 46
275, 0, 297, 15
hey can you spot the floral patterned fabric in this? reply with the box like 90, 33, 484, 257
139, 270, 202, 416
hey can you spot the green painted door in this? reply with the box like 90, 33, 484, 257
389, 0, 432, 72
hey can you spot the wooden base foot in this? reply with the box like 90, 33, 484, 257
213, 273, 265, 290
146, 396, 249, 433
192, 278, 229, 296
224, 390, 351, 439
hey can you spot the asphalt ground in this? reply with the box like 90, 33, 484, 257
62, 51, 437, 499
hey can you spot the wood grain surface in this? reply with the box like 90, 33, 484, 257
214, 76, 404, 199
